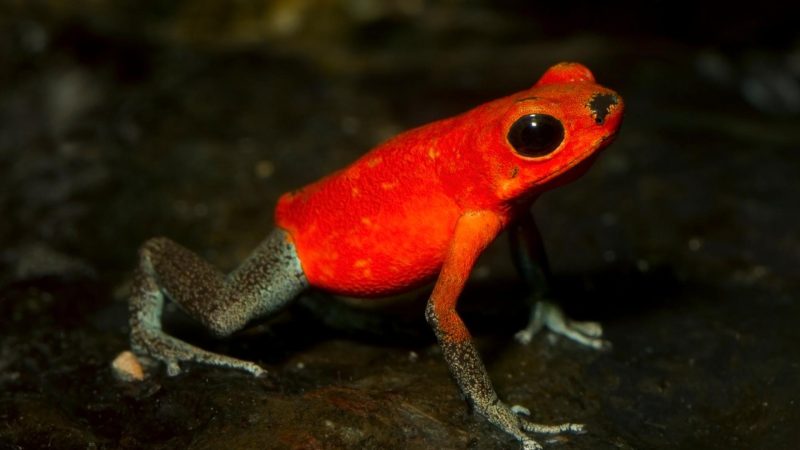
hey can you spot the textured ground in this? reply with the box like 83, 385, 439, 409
1, 2, 799, 449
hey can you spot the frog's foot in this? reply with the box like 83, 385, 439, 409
131, 330, 266, 377
485, 401, 585, 450
515, 300, 610, 350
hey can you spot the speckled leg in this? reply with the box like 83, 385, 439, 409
427, 212, 584, 450
509, 211, 609, 350
130, 228, 308, 376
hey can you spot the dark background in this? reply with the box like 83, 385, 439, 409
1, 1, 798, 449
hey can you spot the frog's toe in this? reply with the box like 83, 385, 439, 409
514, 328, 536, 345
520, 419, 585, 435
568, 319, 603, 338
166, 360, 182, 377
549, 319, 611, 350
240, 361, 268, 377
511, 405, 584, 448
516, 301, 611, 350
189, 351, 267, 377
521, 438, 544, 450
511, 404, 531, 416
132, 330, 267, 377
539, 301, 610, 350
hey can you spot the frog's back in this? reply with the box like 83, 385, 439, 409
275, 121, 463, 297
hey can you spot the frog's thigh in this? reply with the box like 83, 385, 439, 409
137, 228, 307, 337
222, 228, 309, 332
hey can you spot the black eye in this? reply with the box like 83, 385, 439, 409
507, 114, 564, 157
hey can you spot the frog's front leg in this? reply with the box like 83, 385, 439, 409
426, 211, 583, 450
130, 228, 308, 376
509, 210, 608, 350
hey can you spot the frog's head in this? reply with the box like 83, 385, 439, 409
486, 62, 624, 205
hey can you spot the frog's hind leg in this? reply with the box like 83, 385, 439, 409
130, 229, 308, 376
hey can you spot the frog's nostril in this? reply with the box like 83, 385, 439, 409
587, 93, 619, 125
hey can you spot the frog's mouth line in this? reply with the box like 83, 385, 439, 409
501, 130, 615, 200
532, 134, 614, 190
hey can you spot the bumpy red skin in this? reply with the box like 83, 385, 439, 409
276, 63, 623, 298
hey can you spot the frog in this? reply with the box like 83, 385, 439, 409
126, 62, 623, 449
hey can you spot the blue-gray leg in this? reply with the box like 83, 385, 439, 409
130, 228, 308, 376
509, 211, 609, 350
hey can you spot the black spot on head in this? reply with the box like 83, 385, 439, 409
588, 93, 619, 125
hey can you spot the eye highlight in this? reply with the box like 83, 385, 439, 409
507, 114, 564, 157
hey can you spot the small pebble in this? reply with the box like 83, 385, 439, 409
111, 351, 144, 382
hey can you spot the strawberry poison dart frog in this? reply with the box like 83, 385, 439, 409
128, 62, 623, 449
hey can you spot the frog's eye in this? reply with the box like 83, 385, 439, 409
507, 114, 564, 157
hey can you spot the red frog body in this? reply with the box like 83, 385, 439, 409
278, 63, 621, 297
125, 62, 624, 450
